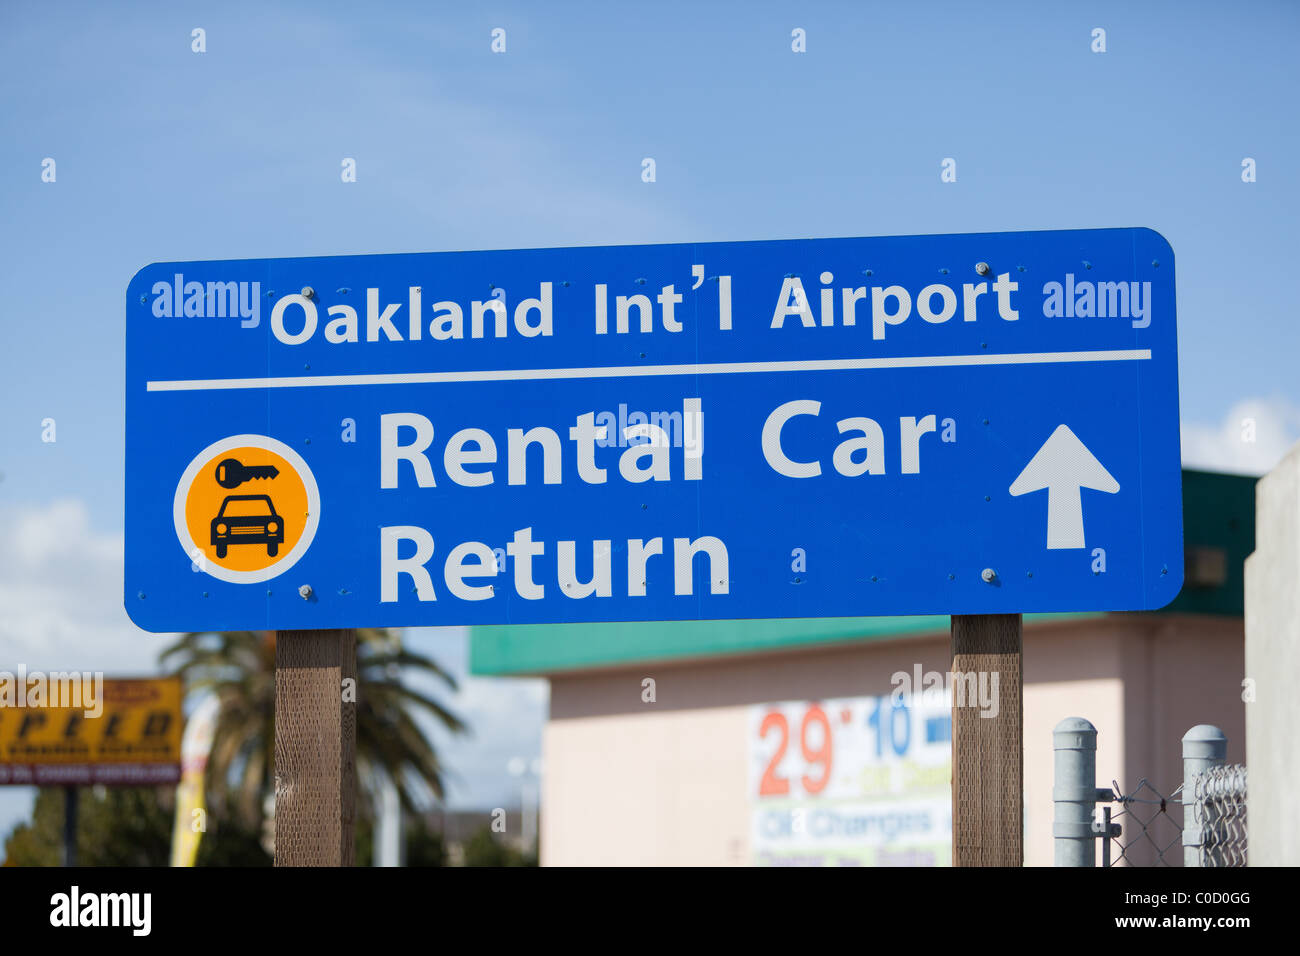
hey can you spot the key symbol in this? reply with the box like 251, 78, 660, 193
215, 457, 280, 489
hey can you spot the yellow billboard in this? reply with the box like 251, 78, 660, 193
0, 676, 183, 785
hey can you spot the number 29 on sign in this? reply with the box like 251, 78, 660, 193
752, 696, 917, 800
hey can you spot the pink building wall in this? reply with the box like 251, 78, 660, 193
541, 614, 1244, 866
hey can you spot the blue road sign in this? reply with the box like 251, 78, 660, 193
125, 228, 1182, 632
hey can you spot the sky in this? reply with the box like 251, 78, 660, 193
2, 0, 1298, 843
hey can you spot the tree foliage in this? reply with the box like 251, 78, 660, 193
2, 786, 269, 867
158, 628, 465, 829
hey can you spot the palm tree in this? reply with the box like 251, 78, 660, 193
159, 629, 465, 830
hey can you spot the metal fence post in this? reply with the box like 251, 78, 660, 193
1099, 805, 1114, 867
1182, 724, 1227, 868
1053, 717, 1101, 866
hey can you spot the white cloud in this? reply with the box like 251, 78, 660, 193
403, 627, 548, 811
0, 499, 170, 673
0, 500, 175, 848
432, 675, 548, 810
1182, 398, 1300, 476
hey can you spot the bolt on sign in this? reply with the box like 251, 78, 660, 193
125, 228, 1181, 632
0, 677, 182, 785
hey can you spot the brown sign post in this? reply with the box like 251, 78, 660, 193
950, 614, 1024, 866
274, 630, 356, 867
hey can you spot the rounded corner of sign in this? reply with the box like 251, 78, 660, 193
1148, 573, 1185, 611
123, 596, 166, 633
1134, 227, 1175, 262
126, 262, 165, 297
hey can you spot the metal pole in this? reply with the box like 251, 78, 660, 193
1100, 806, 1114, 867
376, 628, 403, 867
1182, 724, 1227, 868
1052, 717, 1099, 866
950, 613, 1023, 866
63, 785, 77, 867
376, 772, 402, 867
521, 778, 536, 853
274, 629, 357, 866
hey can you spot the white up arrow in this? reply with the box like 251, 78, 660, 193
1009, 425, 1119, 550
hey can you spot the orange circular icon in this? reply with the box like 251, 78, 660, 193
174, 435, 320, 584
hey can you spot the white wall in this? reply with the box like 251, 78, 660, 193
1245, 442, 1300, 866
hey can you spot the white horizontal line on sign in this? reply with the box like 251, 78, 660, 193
146, 349, 1152, 392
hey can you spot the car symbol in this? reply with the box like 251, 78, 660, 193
211, 494, 285, 559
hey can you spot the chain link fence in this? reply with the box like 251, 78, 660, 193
1053, 720, 1247, 867
1188, 764, 1248, 867
1102, 778, 1184, 867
